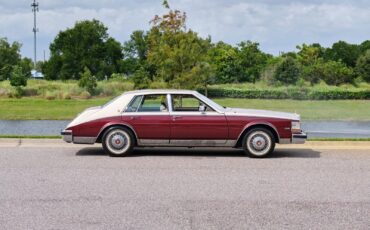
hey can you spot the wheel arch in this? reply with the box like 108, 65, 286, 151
235, 122, 280, 148
96, 123, 138, 145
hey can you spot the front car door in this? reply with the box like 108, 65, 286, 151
169, 93, 229, 146
122, 94, 171, 145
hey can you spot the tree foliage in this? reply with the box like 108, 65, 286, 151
0, 38, 22, 81
273, 57, 301, 85
356, 50, 370, 83
78, 67, 97, 94
44, 19, 123, 80
146, 1, 212, 89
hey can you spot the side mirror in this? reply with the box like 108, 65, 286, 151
199, 104, 206, 113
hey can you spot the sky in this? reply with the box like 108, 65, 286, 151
1, 0, 370, 60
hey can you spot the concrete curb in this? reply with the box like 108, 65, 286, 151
0, 138, 369, 150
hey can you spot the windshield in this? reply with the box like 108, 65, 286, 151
195, 92, 225, 112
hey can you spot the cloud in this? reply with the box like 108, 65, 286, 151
0, 0, 369, 58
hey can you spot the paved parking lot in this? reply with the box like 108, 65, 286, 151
0, 141, 369, 229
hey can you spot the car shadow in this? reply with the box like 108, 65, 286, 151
76, 147, 321, 158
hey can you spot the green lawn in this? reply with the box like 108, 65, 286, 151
0, 97, 369, 120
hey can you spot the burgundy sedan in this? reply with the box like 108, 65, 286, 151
62, 90, 306, 157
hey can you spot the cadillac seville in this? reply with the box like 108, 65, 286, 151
61, 90, 307, 157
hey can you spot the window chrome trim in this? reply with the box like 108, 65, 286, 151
169, 93, 223, 115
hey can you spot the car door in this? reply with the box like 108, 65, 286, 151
122, 94, 171, 144
169, 94, 228, 145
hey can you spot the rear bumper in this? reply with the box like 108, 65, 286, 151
61, 130, 72, 143
280, 131, 307, 144
61, 129, 95, 144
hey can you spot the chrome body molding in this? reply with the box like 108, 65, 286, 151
138, 139, 236, 147
279, 138, 291, 144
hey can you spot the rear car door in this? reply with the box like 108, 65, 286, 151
122, 94, 171, 144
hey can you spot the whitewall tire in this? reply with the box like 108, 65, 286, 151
102, 127, 134, 157
242, 128, 275, 158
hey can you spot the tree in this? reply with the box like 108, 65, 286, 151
78, 67, 97, 94
44, 19, 123, 80
208, 42, 243, 83
147, 1, 212, 89
237, 41, 271, 83
9, 65, 27, 97
0, 38, 22, 81
322, 61, 354, 85
356, 50, 370, 83
324, 41, 360, 67
273, 57, 301, 85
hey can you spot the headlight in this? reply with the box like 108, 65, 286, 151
291, 121, 301, 133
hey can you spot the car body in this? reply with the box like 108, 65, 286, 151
62, 89, 307, 157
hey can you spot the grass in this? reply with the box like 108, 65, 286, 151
0, 98, 111, 120
0, 97, 369, 120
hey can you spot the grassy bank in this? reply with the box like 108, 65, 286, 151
0, 97, 369, 120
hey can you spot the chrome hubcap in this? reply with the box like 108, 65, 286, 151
251, 136, 267, 151
246, 131, 271, 156
110, 133, 126, 149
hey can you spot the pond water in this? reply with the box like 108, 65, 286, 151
0, 120, 369, 138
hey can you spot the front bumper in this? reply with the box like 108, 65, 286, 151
280, 131, 307, 144
61, 130, 72, 143
292, 132, 307, 144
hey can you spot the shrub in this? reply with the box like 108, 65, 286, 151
79, 90, 91, 99
321, 61, 354, 86
273, 57, 301, 85
356, 50, 370, 83
203, 86, 370, 100
23, 88, 38, 97
9, 65, 27, 98
45, 91, 57, 100
78, 67, 97, 94
63, 93, 72, 100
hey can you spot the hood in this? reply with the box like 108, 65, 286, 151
66, 106, 102, 128
225, 107, 300, 120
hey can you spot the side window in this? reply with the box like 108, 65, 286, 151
125, 95, 143, 112
172, 94, 214, 112
138, 94, 168, 112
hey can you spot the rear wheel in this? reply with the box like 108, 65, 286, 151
242, 128, 275, 158
102, 127, 134, 157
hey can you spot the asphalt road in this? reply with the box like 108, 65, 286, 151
0, 141, 369, 229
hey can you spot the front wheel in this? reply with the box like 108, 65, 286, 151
102, 127, 134, 157
242, 128, 275, 158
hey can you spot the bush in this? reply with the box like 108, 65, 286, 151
63, 93, 72, 100
273, 57, 301, 85
45, 91, 57, 100
78, 67, 97, 94
356, 50, 370, 83
204, 87, 370, 100
79, 90, 91, 99
321, 61, 354, 86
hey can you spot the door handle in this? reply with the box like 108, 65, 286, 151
172, 115, 182, 121
130, 116, 140, 120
